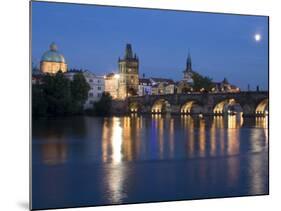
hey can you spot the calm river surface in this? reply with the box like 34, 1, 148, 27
32, 115, 268, 209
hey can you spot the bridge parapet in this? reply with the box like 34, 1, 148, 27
128, 91, 269, 116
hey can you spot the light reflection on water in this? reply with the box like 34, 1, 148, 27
32, 115, 268, 209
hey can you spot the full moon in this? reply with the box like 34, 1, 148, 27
255, 34, 261, 42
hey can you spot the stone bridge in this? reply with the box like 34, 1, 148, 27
127, 91, 269, 116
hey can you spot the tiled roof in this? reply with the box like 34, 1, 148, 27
139, 78, 151, 84
105, 73, 115, 78
150, 77, 174, 84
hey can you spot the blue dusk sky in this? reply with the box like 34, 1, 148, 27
31, 1, 269, 90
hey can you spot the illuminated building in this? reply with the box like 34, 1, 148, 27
104, 73, 120, 99
40, 42, 67, 74
177, 53, 194, 94
150, 78, 175, 95
118, 44, 139, 99
211, 78, 240, 93
83, 71, 105, 109
138, 78, 152, 96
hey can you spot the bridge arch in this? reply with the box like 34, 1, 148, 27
180, 100, 203, 114
151, 99, 171, 114
127, 91, 268, 116
129, 102, 140, 113
255, 98, 268, 115
213, 98, 243, 115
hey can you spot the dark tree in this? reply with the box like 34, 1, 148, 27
93, 92, 112, 116
32, 71, 92, 117
42, 71, 72, 116
32, 84, 47, 118
192, 71, 214, 92
70, 72, 91, 113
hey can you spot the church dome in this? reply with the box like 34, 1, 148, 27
41, 42, 66, 63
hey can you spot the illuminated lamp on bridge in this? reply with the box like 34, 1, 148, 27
129, 102, 139, 113
151, 99, 171, 114
181, 101, 203, 115
255, 99, 268, 116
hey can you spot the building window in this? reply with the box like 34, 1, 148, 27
98, 86, 101, 90
89, 93, 93, 97
89, 79, 93, 83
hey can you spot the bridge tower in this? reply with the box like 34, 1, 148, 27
118, 44, 139, 99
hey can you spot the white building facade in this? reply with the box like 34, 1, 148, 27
150, 78, 175, 95
138, 78, 152, 96
84, 71, 105, 109
64, 70, 105, 109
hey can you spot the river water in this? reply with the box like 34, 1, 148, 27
32, 115, 268, 209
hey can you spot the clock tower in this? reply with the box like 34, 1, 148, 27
118, 44, 139, 99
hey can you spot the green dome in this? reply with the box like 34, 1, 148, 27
41, 42, 66, 63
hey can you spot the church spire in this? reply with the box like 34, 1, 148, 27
186, 51, 192, 71
182, 50, 194, 83
125, 43, 133, 59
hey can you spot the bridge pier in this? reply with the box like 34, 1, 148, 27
170, 105, 181, 115
127, 92, 269, 117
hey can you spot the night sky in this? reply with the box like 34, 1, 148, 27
31, 1, 268, 90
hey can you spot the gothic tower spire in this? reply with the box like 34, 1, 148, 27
125, 43, 133, 59
182, 50, 194, 84
118, 43, 139, 99
186, 51, 192, 71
